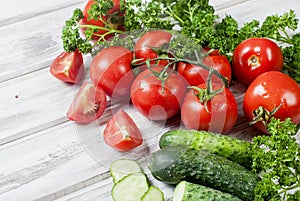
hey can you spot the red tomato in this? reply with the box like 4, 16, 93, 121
177, 55, 231, 86
243, 71, 300, 134
67, 82, 107, 123
103, 109, 143, 152
181, 84, 238, 134
90, 46, 134, 97
134, 30, 172, 66
50, 49, 84, 83
131, 67, 186, 121
232, 38, 283, 86
80, 0, 125, 41
202, 47, 221, 56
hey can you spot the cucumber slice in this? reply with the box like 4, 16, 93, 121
112, 172, 149, 201
110, 158, 142, 183
141, 186, 164, 201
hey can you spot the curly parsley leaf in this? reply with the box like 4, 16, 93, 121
252, 118, 300, 201
122, 0, 172, 30
61, 8, 92, 53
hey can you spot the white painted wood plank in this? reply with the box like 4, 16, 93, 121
0, 2, 87, 83
216, 0, 300, 32
0, 0, 299, 201
0, 0, 85, 26
0, 122, 109, 201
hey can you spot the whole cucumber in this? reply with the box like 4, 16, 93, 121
173, 181, 242, 201
149, 147, 259, 201
159, 129, 252, 169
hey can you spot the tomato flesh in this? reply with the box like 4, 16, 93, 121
243, 71, 300, 134
50, 49, 84, 83
181, 83, 238, 134
232, 38, 283, 86
67, 82, 107, 123
103, 109, 143, 152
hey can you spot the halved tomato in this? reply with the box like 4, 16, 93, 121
50, 49, 84, 83
67, 82, 107, 123
103, 109, 143, 152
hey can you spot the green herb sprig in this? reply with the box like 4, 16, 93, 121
252, 118, 300, 201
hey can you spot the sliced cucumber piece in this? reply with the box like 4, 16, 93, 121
112, 172, 149, 201
141, 186, 164, 201
110, 158, 142, 183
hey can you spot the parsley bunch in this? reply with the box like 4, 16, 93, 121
61, 0, 300, 82
252, 118, 300, 201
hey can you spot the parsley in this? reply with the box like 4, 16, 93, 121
61, 8, 92, 53
122, 0, 173, 30
60, 0, 300, 82
252, 118, 300, 201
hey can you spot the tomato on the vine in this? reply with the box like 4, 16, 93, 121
181, 83, 238, 134
134, 30, 173, 66
103, 109, 143, 152
232, 38, 283, 86
50, 49, 84, 83
67, 82, 107, 124
243, 71, 300, 134
177, 55, 231, 86
90, 46, 134, 97
80, 0, 125, 41
131, 67, 186, 121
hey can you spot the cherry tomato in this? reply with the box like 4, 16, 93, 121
90, 46, 134, 97
131, 67, 186, 121
50, 49, 84, 83
103, 109, 143, 152
181, 83, 238, 134
67, 82, 107, 124
177, 55, 231, 86
134, 30, 172, 66
243, 71, 300, 134
80, 0, 125, 41
232, 38, 283, 86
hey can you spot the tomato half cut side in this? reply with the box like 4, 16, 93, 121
103, 109, 143, 152
67, 82, 107, 124
50, 49, 84, 83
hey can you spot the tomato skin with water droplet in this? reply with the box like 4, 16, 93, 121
243, 71, 300, 134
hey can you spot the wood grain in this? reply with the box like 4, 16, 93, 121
0, 0, 299, 200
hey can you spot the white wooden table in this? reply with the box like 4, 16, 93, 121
0, 0, 299, 200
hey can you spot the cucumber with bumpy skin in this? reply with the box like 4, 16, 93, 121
173, 181, 242, 201
159, 129, 253, 169
112, 172, 149, 201
149, 147, 259, 201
